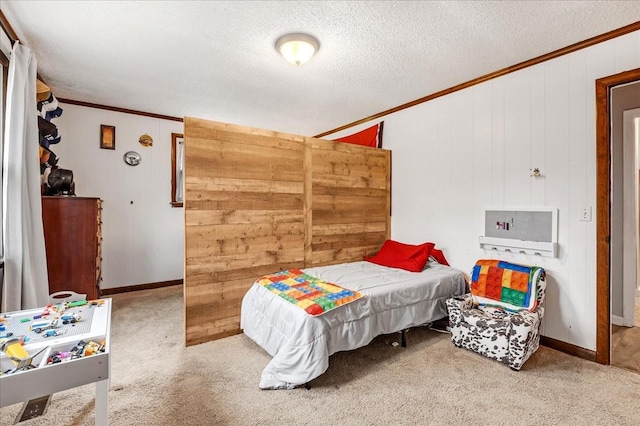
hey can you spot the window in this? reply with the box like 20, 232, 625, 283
1, 16, 15, 284
0, 51, 9, 262
171, 133, 184, 207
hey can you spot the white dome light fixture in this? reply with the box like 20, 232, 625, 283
275, 33, 319, 66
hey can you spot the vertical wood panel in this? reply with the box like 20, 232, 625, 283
447, 91, 475, 257
184, 118, 391, 346
491, 79, 506, 206
471, 83, 494, 264
542, 56, 571, 343
435, 97, 452, 229
503, 71, 531, 207
387, 103, 438, 236
303, 143, 313, 265
308, 137, 391, 267
529, 64, 546, 206
566, 51, 590, 347
184, 118, 306, 345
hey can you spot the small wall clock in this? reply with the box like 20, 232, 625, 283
123, 151, 142, 166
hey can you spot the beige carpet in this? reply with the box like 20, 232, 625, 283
2, 286, 640, 426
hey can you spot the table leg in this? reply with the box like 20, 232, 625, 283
95, 379, 109, 425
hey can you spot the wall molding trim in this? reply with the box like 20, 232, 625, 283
611, 315, 625, 326
540, 336, 597, 362
315, 21, 640, 138
58, 98, 184, 123
100, 279, 183, 296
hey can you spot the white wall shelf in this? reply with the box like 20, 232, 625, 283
479, 236, 557, 257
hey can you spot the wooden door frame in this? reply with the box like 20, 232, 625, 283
595, 67, 640, 364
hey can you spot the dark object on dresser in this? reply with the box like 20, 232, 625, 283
42, 197, 102, 299
46, 168, 75, 196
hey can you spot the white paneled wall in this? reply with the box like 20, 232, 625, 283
52, 104, 184, 289
328, 30, 640, 350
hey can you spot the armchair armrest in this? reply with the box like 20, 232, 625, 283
509, 306, 544, 328
448, 293, 473, 308
506, 305, 545, 370
446, 293, 473, 326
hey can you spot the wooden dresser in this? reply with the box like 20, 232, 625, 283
42, 196, 102, 299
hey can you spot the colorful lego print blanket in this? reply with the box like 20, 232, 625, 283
256, 269, 364, 316
470, 259, 544, 312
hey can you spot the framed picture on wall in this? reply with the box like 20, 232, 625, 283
100, 125, 116, 150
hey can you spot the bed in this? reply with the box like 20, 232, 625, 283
240, 258, 467, 389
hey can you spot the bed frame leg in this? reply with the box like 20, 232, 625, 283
401, 329, 407, 347
305, 383, 311, 390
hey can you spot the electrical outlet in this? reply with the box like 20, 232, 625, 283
580, 207, 592, 222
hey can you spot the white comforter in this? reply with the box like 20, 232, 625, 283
240, 260, 466, 389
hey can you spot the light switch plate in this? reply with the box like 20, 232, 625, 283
580, 207, 592, 222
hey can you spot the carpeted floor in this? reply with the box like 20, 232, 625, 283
2, 285, 640, 426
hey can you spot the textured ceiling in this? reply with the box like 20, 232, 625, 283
2, 1, 640, 136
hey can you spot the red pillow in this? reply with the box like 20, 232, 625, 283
364, 240, 435, 272
430, 248, 450, 266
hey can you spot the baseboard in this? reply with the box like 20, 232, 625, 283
611, 314, 627, 327
100, 279, 183, 295
540, 336, 597, 362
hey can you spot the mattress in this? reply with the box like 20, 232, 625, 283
240, 260, 467, 389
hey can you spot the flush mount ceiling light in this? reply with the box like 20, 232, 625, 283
275, 33, 319, 66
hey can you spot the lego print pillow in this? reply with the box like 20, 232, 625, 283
364, 240, 434, 272
470, 259, 544, 312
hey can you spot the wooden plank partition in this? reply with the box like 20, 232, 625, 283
308, 137, 391, 267
184, 118, 390, 346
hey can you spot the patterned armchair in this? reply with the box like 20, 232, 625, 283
446, 260, 546, 371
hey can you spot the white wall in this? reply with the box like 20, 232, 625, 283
53, 104, 184, 289
328, 30, 640, 351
